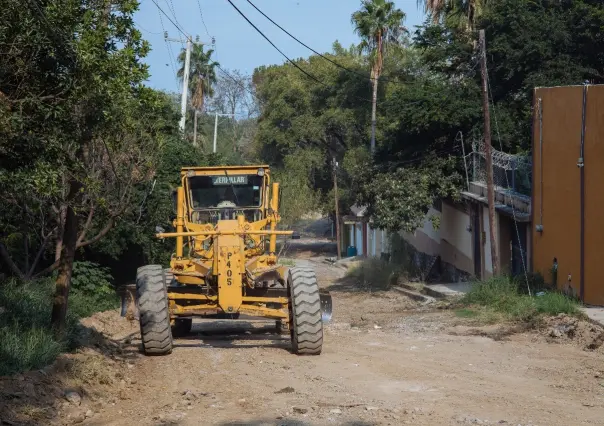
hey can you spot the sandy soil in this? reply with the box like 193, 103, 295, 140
2, 238, 604, 426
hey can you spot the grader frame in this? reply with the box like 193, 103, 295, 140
128, 165, 331, 356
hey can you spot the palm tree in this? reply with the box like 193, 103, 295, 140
352, 0, 406, 153
419, 0, 488, 30
177, 44, 219, 145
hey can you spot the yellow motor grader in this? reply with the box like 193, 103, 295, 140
127, 165, 332, 356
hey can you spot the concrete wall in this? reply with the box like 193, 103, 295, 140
532, 85, 604, 305
403, 202, 474, 277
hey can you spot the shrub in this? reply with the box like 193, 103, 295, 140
345, 258, 400, 291
69, 261, 119, 318
460, 276, 580, 322
0, 270, 118, 376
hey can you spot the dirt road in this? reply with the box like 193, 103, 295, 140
3, 236, 603, 426
68, 238, 602, 426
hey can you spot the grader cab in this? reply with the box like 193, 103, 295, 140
129, 165, 332, 356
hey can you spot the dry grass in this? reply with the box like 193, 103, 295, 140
66, 355, 115, 386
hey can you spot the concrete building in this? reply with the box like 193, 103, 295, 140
396, 142, 531, 282
340, 205, 390, 259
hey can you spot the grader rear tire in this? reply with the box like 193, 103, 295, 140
136, 265, 173, 355
288, 267, 323, 355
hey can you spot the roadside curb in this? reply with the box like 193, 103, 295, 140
392, 286, 436, 304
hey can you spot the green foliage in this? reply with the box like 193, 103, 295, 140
0, 277, 114, 375
178, 45, 218, 110
273, 150, 322, 225
357, 157, 461, 232
460, 276, 581, 322
69, 262, 118, 317
345, 258, 399, 291
351, 0, 407, 70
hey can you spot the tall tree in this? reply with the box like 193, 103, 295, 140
0, 0, 164, 334
352, 0, 406, 152
419, 0, 488, 30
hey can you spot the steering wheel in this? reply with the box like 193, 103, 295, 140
216, 200, 237, 208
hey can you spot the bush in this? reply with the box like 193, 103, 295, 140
345, 258, 399, 291
0, 272, 118, 376
460, 276, 580, 322
69, 261, 119, 318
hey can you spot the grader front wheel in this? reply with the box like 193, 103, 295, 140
136, 265, 173, 355
288, 267, 324, 355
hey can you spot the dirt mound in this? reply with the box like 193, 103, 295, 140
79, 309, 137, 340
543, 313, 604, 351
0, 310, 141, 425
449, 313, 604, 352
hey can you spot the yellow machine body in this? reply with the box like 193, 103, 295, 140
157, 165, 294, 321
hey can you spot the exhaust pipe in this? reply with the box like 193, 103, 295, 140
319, 290, 332, 323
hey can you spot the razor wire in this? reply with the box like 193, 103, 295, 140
470, 140, 532, 197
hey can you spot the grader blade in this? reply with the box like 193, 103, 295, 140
320, 290, 333, 323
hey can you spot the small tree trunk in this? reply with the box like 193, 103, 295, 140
51, 191, 80, 337
55, 205, 66, 262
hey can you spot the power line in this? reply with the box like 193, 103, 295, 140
164, 0, 184, 47
196, 0, 212, 39
135, 21, 164, 35
149, 0, 187, 38
244, 0, 446, 88
156, 5, 180, 91
245, 0, 376, 82
226, 0, 374, 104
226, 0, 327, 87
487, 73, 531, 294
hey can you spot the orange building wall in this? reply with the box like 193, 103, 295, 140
583, 86, 604, 305
532, 85, 604, 305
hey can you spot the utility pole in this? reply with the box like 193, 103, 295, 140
211, 112, 237, 153
332, 157, 341, 260
179, 36, 192, 133
213, 112, 218, 153
165, 33, 213, 135
479, 29, 499, 276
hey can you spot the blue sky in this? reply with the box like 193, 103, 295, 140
134, 1, 426, 93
